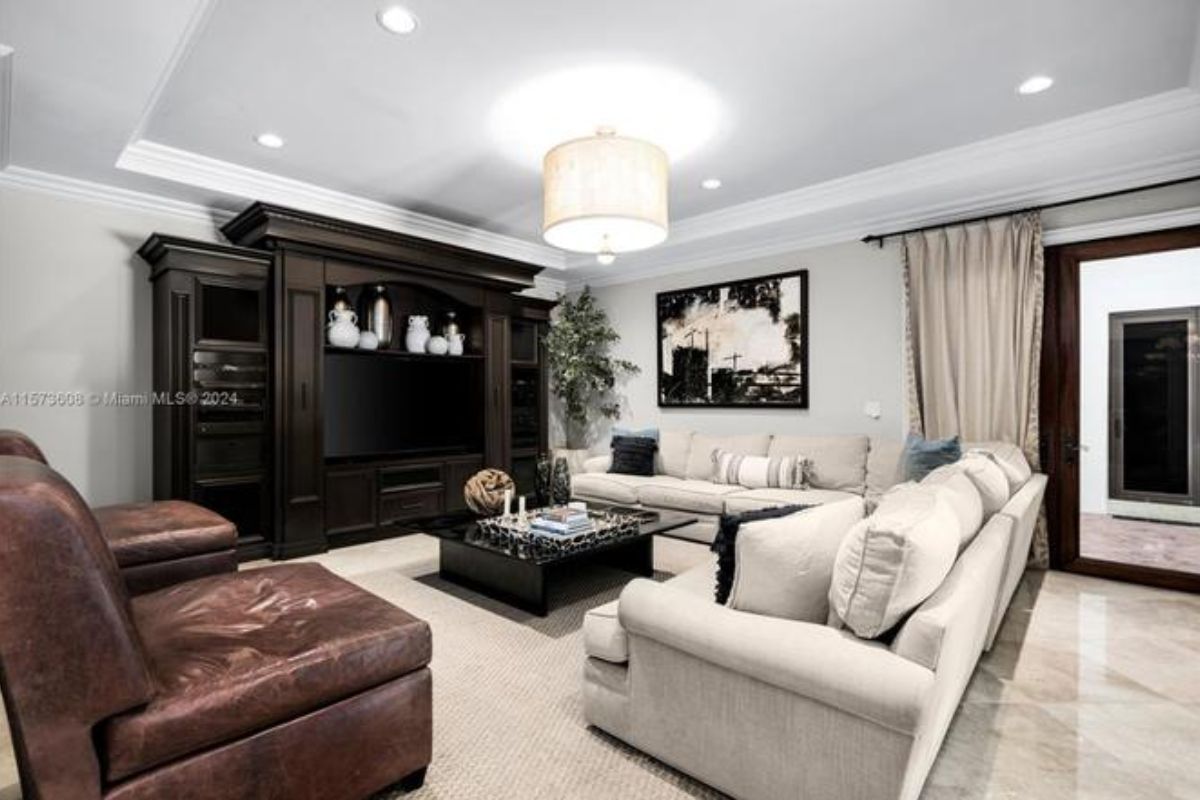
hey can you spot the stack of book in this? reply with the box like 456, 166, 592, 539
530, 507, 592, 537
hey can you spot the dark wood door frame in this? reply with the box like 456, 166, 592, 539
1042, 225, 1200, 593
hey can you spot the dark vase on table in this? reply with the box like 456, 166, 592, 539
551, 457, 571, 506
535, 456, 553, 508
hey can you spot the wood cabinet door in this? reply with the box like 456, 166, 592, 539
485, 313, 511, 470
276, 250, 327, 557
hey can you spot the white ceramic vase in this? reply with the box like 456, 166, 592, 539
405, 316, 431, 353
358, 330, 379, 350
447, 332, 464, 356
327, 309, 360, 348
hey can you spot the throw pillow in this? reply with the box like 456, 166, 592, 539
710, 504, 809, 604
901, 433, 962, 481
612, 425, 660, 442
726, 498, 866, 622
711, 449, 809, 489
828, 486, 959, 638
891, 472, 983, 549
965, 442, 1032, 494
926, 453, 1009, 515
608, 435, 657, 476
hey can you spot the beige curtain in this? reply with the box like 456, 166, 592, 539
903, 211, 1048, 566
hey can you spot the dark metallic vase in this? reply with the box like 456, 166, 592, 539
365, 284, 393, 348
551, 457, 571, 506
535, 456, 553, 508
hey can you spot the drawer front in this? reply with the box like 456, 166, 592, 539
379, 488, 443, 526
195, 435, 264, 476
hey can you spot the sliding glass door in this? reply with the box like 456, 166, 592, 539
1108, 307, 1200, 506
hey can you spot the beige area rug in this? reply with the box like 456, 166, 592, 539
298, 534, 725, 800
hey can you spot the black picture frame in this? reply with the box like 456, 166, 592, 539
656, 270, 808, 408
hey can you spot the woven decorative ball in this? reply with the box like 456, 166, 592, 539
463, 469, 515, 516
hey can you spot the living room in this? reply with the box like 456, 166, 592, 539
1, 1, 1199, 798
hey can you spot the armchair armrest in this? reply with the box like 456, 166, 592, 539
618, 579, 934, 734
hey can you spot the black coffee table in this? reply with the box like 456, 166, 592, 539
435, 507, 697, 616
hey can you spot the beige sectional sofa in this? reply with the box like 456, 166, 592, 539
580, 431, 1048, 800
572, 431, 904, 543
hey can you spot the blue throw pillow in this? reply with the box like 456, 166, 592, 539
612, 425, 660, 442
902, 433, 962, 482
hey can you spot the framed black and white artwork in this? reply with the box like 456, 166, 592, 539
657, 270, 808, 408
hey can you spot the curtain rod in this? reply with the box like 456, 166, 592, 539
861, 175, 1200, 247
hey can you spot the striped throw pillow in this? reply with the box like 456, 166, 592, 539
712, 449, 809, 489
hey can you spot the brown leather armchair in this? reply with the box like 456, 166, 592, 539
0, 430, 237, 594
0, 456, 432, 799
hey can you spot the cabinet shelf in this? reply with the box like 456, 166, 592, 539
324, 346, 483, 361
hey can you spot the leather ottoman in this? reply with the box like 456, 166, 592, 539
92, 500, 238, 594
0, 430, 238, 594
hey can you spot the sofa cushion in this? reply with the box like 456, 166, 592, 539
684, 434, 771, 480
768, 435, 869, 493
892, 472, 983, 549
571, 473, 671, 505
828, 486, 960, 639
609, 435, 657, 476
727, 498, 865, 623
723, 487, 859, 515
103, 564, 431, 782
640, 480, 744, 515
711, 504, 810, 604
927, 453, 1010, 515
666, 558, 719, 598
583, 600, 628, 664
712, 449, 806, 489
866, 438, 904, 501
965, 441, 1032, 493
93, 500, 237, 567
658, 429, 694, 478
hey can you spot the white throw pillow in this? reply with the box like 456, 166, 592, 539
828, 487, 960, 639
684, 434, 771, 480
965, 441, 1032, 494
727, 499, 866, 622
925, 454, 1010, 515
911, 471, 984, 548
712, 449, 809, 489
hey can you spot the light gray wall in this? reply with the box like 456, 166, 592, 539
0, 183, 222, 505
564, 240, 908, 450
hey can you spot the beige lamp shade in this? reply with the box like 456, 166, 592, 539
542, 130, 669, 254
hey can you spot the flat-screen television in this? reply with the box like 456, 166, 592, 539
324, 353, 484, 459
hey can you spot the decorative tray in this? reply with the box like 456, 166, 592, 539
468, 509, 642, 560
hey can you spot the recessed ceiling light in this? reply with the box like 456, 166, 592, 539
377, 6, 419, 34
1017, 75, 1054, 95
701, 178, 722, 190
255, 132, 285, 149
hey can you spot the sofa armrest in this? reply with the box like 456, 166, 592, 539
582, 454, 612, 473
618, 579, 934, 734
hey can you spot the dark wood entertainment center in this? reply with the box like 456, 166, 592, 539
139, 203, 554, 561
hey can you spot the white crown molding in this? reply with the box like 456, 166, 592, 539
0, 165, 232, 227
0, 45, 13, 170
667, 89, 1200, 248
117, 139, 567, 269
1042, 205, 1200, 246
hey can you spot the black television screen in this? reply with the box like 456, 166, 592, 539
324, 353, 484, 459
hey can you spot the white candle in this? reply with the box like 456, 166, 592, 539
503, 488, 513, 518
518, 495, 527, 518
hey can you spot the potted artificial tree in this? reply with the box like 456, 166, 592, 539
544, 287, 639, 478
